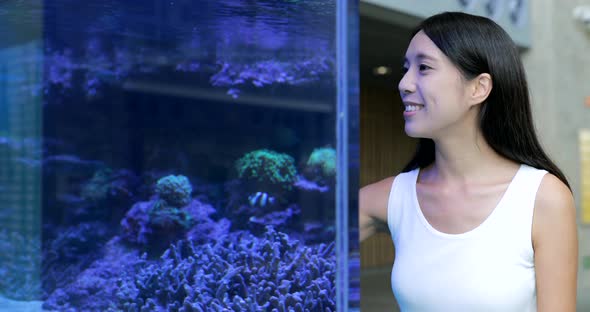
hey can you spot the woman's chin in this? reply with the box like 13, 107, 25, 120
404, 126, 423, 138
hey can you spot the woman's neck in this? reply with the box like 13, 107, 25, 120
427, 130, 518, 185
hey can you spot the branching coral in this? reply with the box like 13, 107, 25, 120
113, 226, 336, 311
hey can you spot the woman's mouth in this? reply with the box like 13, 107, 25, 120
403, 104, 424, 117
404, 104, 423, 112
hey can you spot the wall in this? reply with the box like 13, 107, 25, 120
523, 0, 590, 309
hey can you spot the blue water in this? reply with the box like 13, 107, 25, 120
0, 0, 355, 311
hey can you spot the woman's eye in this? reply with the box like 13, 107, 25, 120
419, 64, 431, 71
401, 66, 408, 74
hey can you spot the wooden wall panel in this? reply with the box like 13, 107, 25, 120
360, 83, 417, 268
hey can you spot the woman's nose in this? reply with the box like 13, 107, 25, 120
398, 72, 415, 95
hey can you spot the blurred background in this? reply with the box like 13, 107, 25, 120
359, 0, 590, 311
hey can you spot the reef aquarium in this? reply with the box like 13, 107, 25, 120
0, 0, 359, 311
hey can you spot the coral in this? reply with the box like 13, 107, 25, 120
304, 147, 336, 186
121, 198, 229, 254
155, 175, 193, 207
113, 226, 336, 311
80, 168, 114, 202
234, 149, 298, 193
80, 168, 138, 201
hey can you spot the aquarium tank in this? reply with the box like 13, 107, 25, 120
0, 0, 359, 311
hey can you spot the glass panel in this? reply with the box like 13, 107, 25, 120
0, 0, 358, 311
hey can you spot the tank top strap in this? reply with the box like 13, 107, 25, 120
387, 168, 420, 242
496, 164, 548, 261
502, 164, 548, 221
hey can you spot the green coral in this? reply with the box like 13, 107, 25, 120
81, 168, 113, 202
235, 149, 298, 191
307, 147, 336, 179
154, 175, 192, 207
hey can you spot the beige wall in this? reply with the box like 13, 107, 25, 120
523, 0, 590, 309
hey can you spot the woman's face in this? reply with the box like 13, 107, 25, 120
398, 30, 473, 139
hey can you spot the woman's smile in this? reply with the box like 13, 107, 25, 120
403, 102, 424, 117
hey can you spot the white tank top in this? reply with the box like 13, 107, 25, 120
387, 164, 547, 312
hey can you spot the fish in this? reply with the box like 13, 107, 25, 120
248, 191, 276, 207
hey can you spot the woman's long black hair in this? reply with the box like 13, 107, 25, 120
401, 11, 570, 191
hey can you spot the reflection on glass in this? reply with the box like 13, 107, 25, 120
0, 0, 357, 311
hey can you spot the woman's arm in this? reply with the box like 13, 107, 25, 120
533, 174, 578, 312
359, 176, 395, 242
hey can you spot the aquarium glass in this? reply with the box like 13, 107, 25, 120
0, 0, 359, 311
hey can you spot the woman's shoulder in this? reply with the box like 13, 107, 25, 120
532, 173, 576, 246
360, 175, 397, 223
534, 173, 574, 215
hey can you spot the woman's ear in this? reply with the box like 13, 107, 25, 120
469, 73, 492, 107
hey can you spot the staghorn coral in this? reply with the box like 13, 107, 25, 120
154, 175, 193, 207
113, 226, 336, 311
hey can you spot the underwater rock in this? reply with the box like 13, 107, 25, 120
302, 221, 336, 245
209, 56, 333, 98
113, 226, 335, 311
44, 222, 110, 263
154, 174, 193, 207
121, 198, 229, 254
120, 200, 153, 245
43, 238, 147, 312
247, 204, 301, 235
42, 222, 112, 299
120, 199, 189, 253
293, 175, 329, 193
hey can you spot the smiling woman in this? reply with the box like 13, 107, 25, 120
360, 11, 578, 312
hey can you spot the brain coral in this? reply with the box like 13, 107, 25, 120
234, 149, 297, 192
154, 175, 193, 207
306, 147, 336, 181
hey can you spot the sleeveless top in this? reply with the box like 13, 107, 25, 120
387, 164, 547, 312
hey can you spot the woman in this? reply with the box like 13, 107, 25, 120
360, 12, 578, 311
